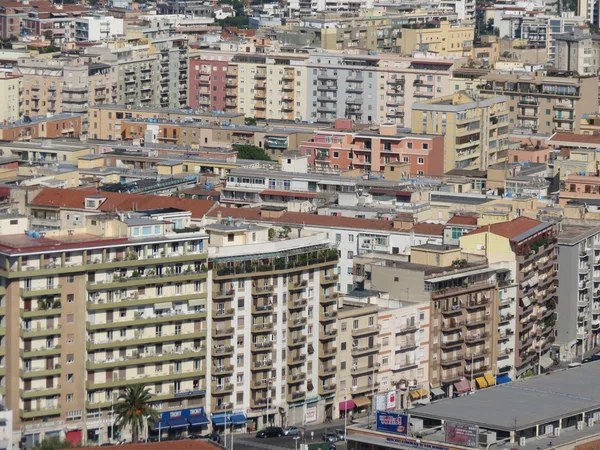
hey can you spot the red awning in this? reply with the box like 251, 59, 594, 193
454, 379, 471, 393
339, 400, 356, 411
260, 190, 317, 199
65, 430, 82, 446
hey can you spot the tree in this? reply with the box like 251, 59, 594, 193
232, 144, 271, 161
43, 29, 53, 41
114, 384, 160, 444
34, 438, 73, 450
244, 117, 257, 126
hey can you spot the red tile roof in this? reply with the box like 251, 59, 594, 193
260, 190, 317, 199
30, 188, 216, 218
411, 223, 445, 236
467, 216, 543, 240
447, 215, 478, 226
208, 207, 263, 221
548, 132, 600, 146
80, 442, 220, 450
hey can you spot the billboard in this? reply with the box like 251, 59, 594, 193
376, 411, 408, 436
306, 406, 317, 423
445, 422, 479, 448
375, 391, 397, 411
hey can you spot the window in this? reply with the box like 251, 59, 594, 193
67, 374, 74, 383
66, 394, 74, 403
67, 314, 74, 323
341, 342, 346, 350
407, 142, 413, 149
347, 251, 354, 259
341, 361, 346, 370
420, 311, 425, 321
349, 235, 354, 242
381, 356, 389, 365
228, 233, 234, 242
67, 333, 74, 344
336, 233, 341, 242
417, 157, 424, 165
67, 354, 74, 363
341, 321, 347, 331
67, 294, 74, 303
67, 275, 74, 283
382, 337, 389, 346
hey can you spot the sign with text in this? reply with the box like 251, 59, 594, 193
306, 406, 317, 423
376, 411, 408, 436
445, 422, 479, 448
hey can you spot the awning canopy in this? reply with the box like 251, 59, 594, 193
155, 302, 171, 309
475, 377, 488, 389
484, 373, 496, 386
188, 299, 206, 307
353, 396, 371, 408
540, 354, 554, 370
229, 413, 247, 425
454, 379, 471, 393
431, 387, 445, 397
155, 418, 170, 429
496, 374, 512, 385
339, 399, 355, 411
168, 417, 190, 428
211, 413, 228, 426
188, 415, 210, 426
409, 388, 429, 399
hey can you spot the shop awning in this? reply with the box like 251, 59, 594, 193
155, 418, 170, 429
496, 374, 512, 385
188, 414, 210, 426
540, 354, 554, 370
409, 388, 429, 399
353, 396, 371, 408
431, 387, 445, 397
475, 377, 488, 388
454, 379, 471, 393
168, 417, 190, 428
211, 413, 228, 426
339, 399, 356, 411
188, 299, 206, 307
229, 413, 247, 425
155, 302, 171, 310
484, 373, 496, 386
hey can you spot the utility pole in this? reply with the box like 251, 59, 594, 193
470, 353, 474, 392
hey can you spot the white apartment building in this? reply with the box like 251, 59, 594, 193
75, 13, 124, 42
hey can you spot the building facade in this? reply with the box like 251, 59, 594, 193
0, 73, 22, 123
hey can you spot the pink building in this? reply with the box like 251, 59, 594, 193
300, 119, 445, 176
189, 58, 230, 112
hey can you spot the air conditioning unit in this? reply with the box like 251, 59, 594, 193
577, 421, 584, 430
554, 428, 561, 437
519, 437, 526, 446
588, 418, 595, 427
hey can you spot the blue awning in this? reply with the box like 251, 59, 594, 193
211, 413, 228, 426
168, 417, 190, 428
188, 415, 210, 426
229, 413, 247, 425
496, 374, 512, 385
155, 418, 170, 430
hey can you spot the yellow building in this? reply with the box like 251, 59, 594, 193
397, 21, 474, 57
0, 73, 22, 123
411, 91, 510, 172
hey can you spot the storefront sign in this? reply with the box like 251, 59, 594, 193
160, 407, 205, 420
305, 407, 317, 423
386, 436, 450, 450
445, 422, 479, 448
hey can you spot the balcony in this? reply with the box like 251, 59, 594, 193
321, 274, 339, 285
253, 285, 274, 295
212, 403, 232, 413
213, 345, 234, 356
20, 405, 61, 419
288, 335, 307, 347
252, 322, 273, 334
288, 317, 307, 328
289, 298, 307, 310
442, 320, 464, 331
213, 289, 235, 300
255, 71, 267, 79
320, 346, 336, 358
21, 285, 62, 298
465, 332, 489, 344
351, 325, 381, 337
351, 344, 380, 356
211, 383, 234, 394
351, 383, 379, 395
251, 341, 273, 352
251, 359, 273, 371
319, 383, 336, 395
320, 310, 337, 322
252, 304, 274, 314
440, 336, 464, 348
287, 372, 306, 384
321, 293, 338, 304
213, 365, 234, 375
213, 327, 234, 338
289, 280, 307, 291
20, 325, 62, 338
287, 391, 306, 403
351, 363, 378, 376
213, 308, 234, 320
288, 353, 307, 365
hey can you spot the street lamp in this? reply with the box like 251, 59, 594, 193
265, 379, 272, 429
294, 436, 300, 450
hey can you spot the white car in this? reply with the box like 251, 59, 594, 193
284, 426, 300, 436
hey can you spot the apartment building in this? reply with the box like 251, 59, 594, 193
300, 119, 446, 175
355, 246, 505, 396
189, 57, 233, 112
0, 113, 84, 142
0, 73, 22, 123
0, 209, 210, 447
397, 21, 474, 58
555, 27, 600, 75
87, 105, 244, 141
411, 91, 510, 172
480, 70, 598, 134
20, 1, 86, 41
14, 56, 115, 126
556, 225, 600, 361
152, 36, 189, 109
461, 217, 558, 378
75, 12, 124, 41
193, 49, 454, 125
206, 220, 339, 427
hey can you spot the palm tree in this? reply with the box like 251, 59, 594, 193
114, 384, 160, 443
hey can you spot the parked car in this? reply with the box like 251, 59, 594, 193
333, 429, 345, 440
583, 352, 600, 364
256, 427, 284, 438
283, 426, 300, 436
195, 434, 221, 443
323, 432, 339, 443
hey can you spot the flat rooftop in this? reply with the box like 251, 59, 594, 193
92, 104, 244, 118
0, 113, 82, 129
558, 225, 600, 245
410, 361, 600, 432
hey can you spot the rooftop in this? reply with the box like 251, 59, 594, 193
558, 224, 600, 245
467, 216, 549, 241
410, 361, 600, 432
0, 113, 82, 129
92, 104, 244, 119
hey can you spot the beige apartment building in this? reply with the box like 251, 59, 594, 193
0, 73, 23, 123
397, 21, 474, 58
411, 91, 510, 172
3, 199, 340, 447
480, 70, 598, 134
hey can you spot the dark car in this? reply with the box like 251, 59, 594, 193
190, 434, 221, 443
256, 427, 284, 438
323, 432, 339, 443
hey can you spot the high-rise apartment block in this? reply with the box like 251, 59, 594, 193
480, 70, 598, 134
411, 91, 511, 172
0, 73, 23, 123
190, 50, 455, 125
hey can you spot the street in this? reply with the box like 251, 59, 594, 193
230, 419, 350, 450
